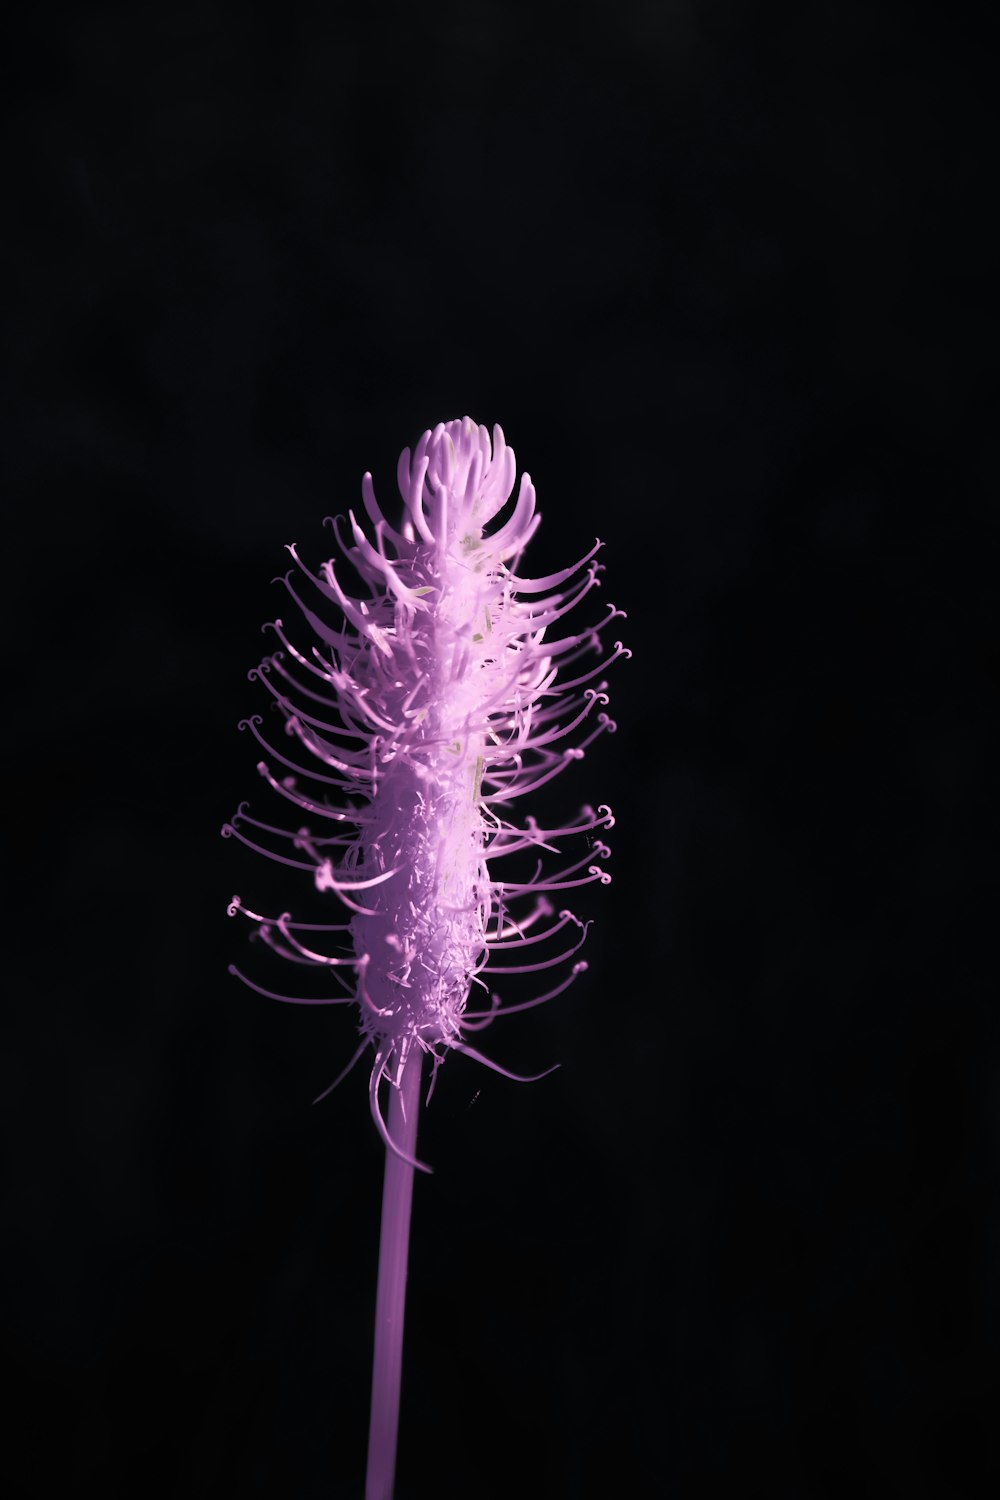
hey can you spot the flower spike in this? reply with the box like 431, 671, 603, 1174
225, 417, 626, 1500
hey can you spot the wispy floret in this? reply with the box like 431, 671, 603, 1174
225, 417, 628, 1167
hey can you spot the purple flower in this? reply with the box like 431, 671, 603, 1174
225, 418, 626, 1495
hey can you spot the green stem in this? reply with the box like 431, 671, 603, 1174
364, 1052, 423, 1500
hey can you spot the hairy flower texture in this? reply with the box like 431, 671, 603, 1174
225, 417, 628, 1169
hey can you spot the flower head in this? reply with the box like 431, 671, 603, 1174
225, 417, 628, 1166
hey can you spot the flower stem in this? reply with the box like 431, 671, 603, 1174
365, 1051, 423, 1500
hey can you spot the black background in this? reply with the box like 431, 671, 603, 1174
3, 3, 996, 1497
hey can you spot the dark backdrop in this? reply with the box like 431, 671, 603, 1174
3, 3, 995, 1497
